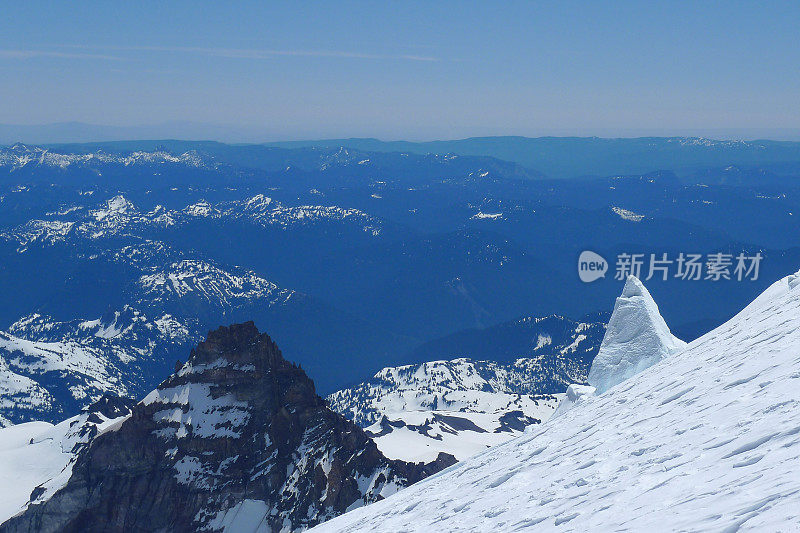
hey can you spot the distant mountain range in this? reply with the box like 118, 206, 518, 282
325, 315, 604, 462
4, 125, 800, 179
264, 136, 800, 180
3, 141, 800, 426
1, 137, 799, 530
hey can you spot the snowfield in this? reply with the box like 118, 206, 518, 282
360, 403, 559, 463
312, 272, 800, 532
328, 358, 563, 462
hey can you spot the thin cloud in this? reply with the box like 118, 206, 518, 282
0, 49, 121, 60
63, 44, 439, 62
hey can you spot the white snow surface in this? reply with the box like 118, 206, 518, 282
587, 275, 686, 394
363, 406, 558, 463
0, 356, 56, 423
312, 270, 800, 532
550, 383, 596, 418
0, 411, 130, 523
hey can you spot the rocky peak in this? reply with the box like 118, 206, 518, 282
186, 320, 289, 371
83, 393, 137, 420
3, 323, 452, 533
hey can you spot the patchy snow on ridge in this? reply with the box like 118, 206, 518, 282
0, 145, 210, 172
137, 259, 293, 309
0, 357, 58, 425
587, 275, 685, 394
471, 211, 503, 220
0, 331, 126, 403
1, 193, 384, 249
611, 205, 645, 222
312, 270, 800, 533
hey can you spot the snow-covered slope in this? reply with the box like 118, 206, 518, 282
359, 406, 558, 463
0, 330, 131, 424
587, 275, 686, 394
328, 358, 561, 461
0, 356, 58, 426
312, 271, 800, 532
0, 395, 134, 523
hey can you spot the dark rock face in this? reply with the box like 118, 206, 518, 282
61, 394, 138, 457
2, 323, 454, 533
84, 393, 138, 420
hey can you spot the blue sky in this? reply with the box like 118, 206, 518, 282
1, 1, 799, 141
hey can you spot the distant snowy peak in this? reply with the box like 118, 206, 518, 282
92, 194, 137, 220
611, 206, 645, 222
234, 193, 382, 234
182, 199, 218, 217
0, 144, 211, 171
318, 146, 367, 169
587, 276, 686, 394
666, 136, 758, 148
10, 306, 193, 349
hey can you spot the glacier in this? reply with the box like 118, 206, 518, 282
311, 270, 800, 532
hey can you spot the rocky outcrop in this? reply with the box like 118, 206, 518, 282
2, 323, 454, 533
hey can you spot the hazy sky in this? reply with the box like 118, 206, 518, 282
2, 1, 799, 141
